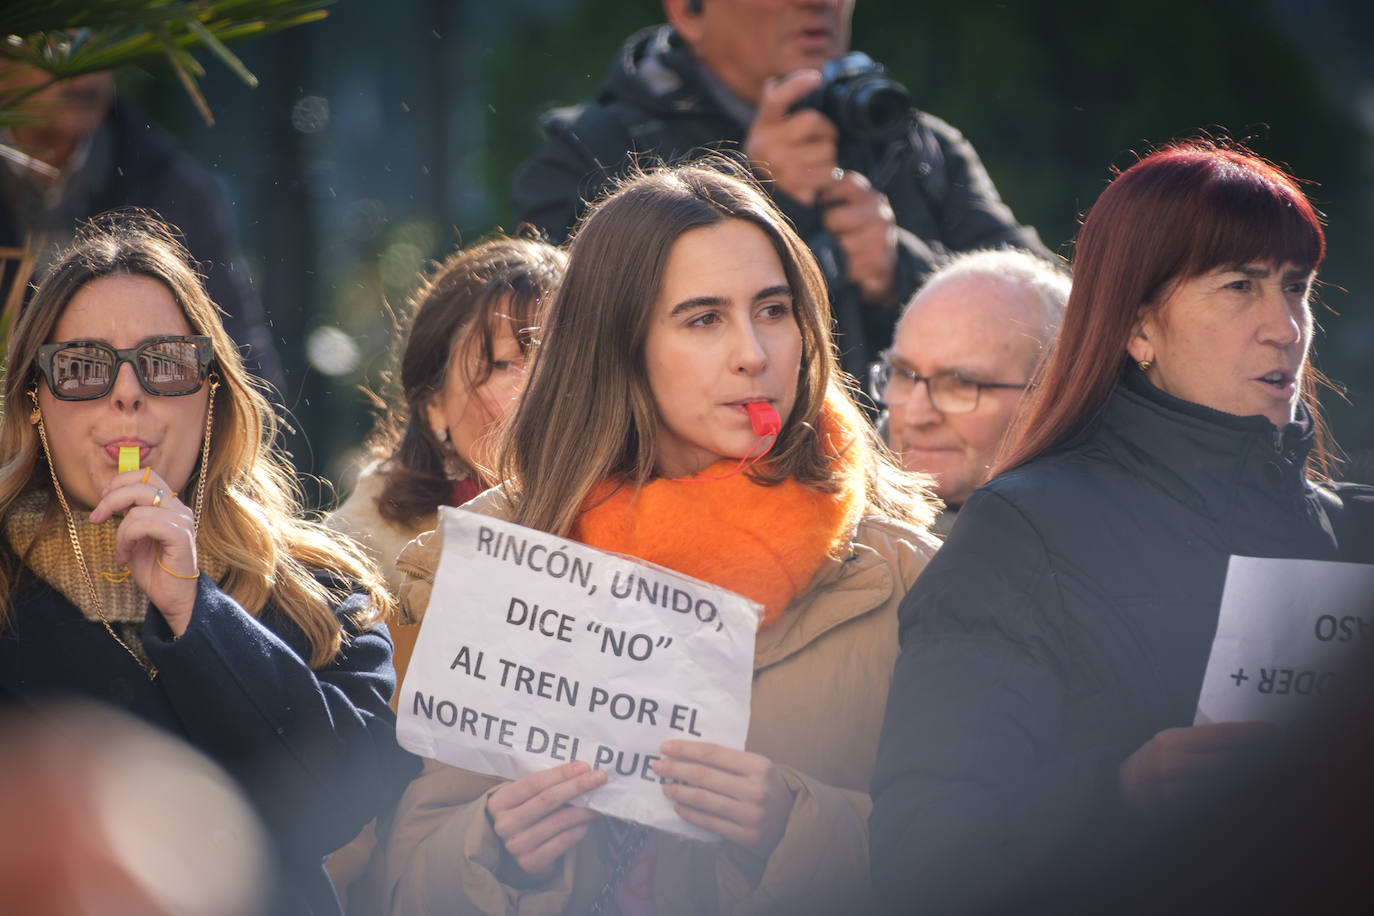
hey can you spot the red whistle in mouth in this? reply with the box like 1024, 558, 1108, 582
685, 401, 782, 482
746, 401, 781, 438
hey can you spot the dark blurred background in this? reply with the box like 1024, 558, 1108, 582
122, 0, 1374, 503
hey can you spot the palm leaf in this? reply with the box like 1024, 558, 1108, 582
1, 1, 331, 125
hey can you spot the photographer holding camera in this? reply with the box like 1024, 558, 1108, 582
510, 0, 1050, 379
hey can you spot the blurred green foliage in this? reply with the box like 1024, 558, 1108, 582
1, 0, 331, 125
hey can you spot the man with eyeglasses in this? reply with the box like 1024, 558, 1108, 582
871, 248, 1069, 531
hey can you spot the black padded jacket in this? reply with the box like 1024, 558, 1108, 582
870, 369, 1374, 914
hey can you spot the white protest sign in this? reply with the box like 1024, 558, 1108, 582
397, 508, 760, 840
1194, 556, 1374, 726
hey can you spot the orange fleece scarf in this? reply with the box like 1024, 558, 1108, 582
571, 400, 866, 628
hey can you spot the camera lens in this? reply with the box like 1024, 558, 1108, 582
786, 53, 911, 141
850, 83, 909, 139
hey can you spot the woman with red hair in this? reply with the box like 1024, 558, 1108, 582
870, 141, 1374, 912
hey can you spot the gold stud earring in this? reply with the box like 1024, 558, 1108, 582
1137, 359, 1151, 372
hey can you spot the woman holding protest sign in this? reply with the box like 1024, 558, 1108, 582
869, 141, 1374, 913
0, 212, 418, 916
382, 162, 940, 914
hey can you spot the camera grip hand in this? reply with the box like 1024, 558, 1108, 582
818, 171, 899, 305
745, 70, 837, 207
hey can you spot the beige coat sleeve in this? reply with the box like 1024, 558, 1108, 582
383, 759, 595, 916
704, 766, 873, 916
327, 463, 435, 610
395, 528, 440, 624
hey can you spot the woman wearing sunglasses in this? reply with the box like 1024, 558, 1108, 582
0, 212, 418, 916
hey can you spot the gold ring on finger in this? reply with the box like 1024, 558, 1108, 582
152, 488, 163, 508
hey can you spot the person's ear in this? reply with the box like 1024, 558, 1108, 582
424, 395, 449, 444
664, 0, 706, 45
1126, 308, 1157, 367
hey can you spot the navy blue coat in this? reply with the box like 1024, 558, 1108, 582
0, 570, 420, 915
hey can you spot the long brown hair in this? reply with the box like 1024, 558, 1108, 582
994, 140, 1331, 478
366, 235, 565, 527
0, 211, 391, 667
500, 161, 934, 536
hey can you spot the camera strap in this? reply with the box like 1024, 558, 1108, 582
868, 135, 909, 190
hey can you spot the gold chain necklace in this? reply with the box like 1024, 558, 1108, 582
28, 381, 218, 681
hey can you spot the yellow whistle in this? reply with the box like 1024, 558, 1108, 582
118, 446, 140, 474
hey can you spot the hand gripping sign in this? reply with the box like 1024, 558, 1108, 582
397, 508, 761, 840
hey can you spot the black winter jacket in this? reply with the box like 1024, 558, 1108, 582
509, 25, 1048, 379
869, 370, 1374, 914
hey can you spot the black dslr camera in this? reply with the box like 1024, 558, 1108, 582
790, 52, 911, 141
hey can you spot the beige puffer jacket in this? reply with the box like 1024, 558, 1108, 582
382, 487, 937, 915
